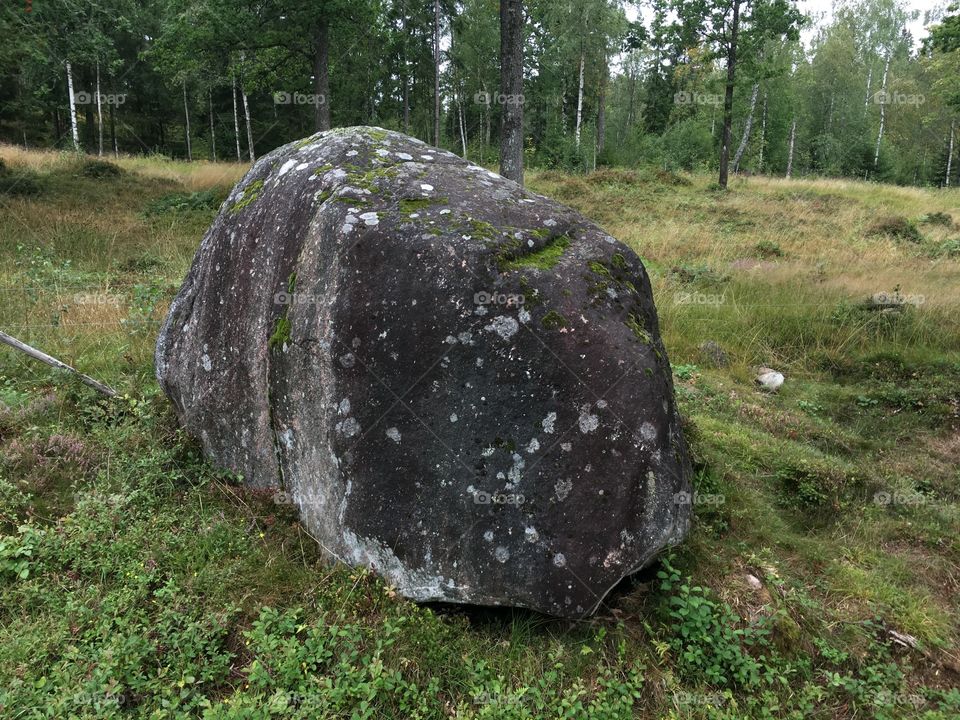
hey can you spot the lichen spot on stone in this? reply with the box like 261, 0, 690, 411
578, 407, 599, 434
542, 412, 557, 434
640, 421, 657, 441
485, 315, 519, 340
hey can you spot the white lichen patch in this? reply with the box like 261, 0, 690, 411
335, 417, 360, 437
494, 546, 511, 563
542, 412, 557, 434
277, 159, 298, 177
640, 421, 657, 441
526, 438, 540, 454
578, 406, 600, 434
552, 553, 567, 568
555, 478, 573, 501
485, 315, 519, 340
386, 427, 402, 443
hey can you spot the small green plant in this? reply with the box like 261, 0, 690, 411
0, 525, 43, 579
657, 559, 773, 689
755, 239, 784, 258
123, 280, 165, 333
673, 364, 699, 380
918, 211, 952, 226
797, 399, 823, 416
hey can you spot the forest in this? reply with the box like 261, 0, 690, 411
1, 0, 959, 187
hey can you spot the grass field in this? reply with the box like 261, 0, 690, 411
0, 145, 958, 718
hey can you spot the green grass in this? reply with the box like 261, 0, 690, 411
0, 147, 959, 718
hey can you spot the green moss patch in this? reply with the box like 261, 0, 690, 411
230, 179, 265, 214
499, 234, 571, 271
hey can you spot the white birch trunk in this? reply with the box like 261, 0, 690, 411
241, 85, 255, 162
66, 61, 80, 151
209, 90, 216, 162
232, 76, 242, 162
758, 93, 767, 172
732, 82, 759, 172
574, 48, 585, 148
183, 82, 192, 161
947, 120, 955, 188
96, 60, 103, 157
786, 117, 796, 179
458, 90, 467, 158
874, 55, 889, 169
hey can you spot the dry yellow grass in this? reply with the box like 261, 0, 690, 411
528, 169, 960, 309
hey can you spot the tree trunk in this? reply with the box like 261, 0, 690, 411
574, 45, 585, 148
241, 83, 255, 162
434, 0, 441, 146
864, 64, 873, 111
947, 120, 955, 188
183, 82, 192, 161
732, 82, 758, 173
313, 19, 331, 131
458, 88, 467, 158
54, 108, 62, 146
232, 76, 242, 161
758, 93, 767, 172
874, 54, 889, 169
786, 116, 796, 179
96, 60, 103, 157
499, 0, 524, 185
66, 61, 80, 151
209, 90, 216, 161
109, 101, 117, 157
718, 0, 741, 188
596, 61, 607, 158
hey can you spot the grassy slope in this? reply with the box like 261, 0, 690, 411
0, 146, 958, 719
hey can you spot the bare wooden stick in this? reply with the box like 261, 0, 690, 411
0, 329, 118, 398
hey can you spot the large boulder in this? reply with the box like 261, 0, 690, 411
156, 127, 691, 617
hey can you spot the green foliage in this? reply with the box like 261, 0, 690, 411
865, 216, 923, 243
661, 118, 715, 172
657, 559, 774, 689
754, 240, 784, 258
79, 160, 123, 179
0, 525, 43, 580
673, 363, 699, 380
144, 189, 226, 216
0, 169, 44, 197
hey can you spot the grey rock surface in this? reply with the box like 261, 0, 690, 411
156, 126, 691, 617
